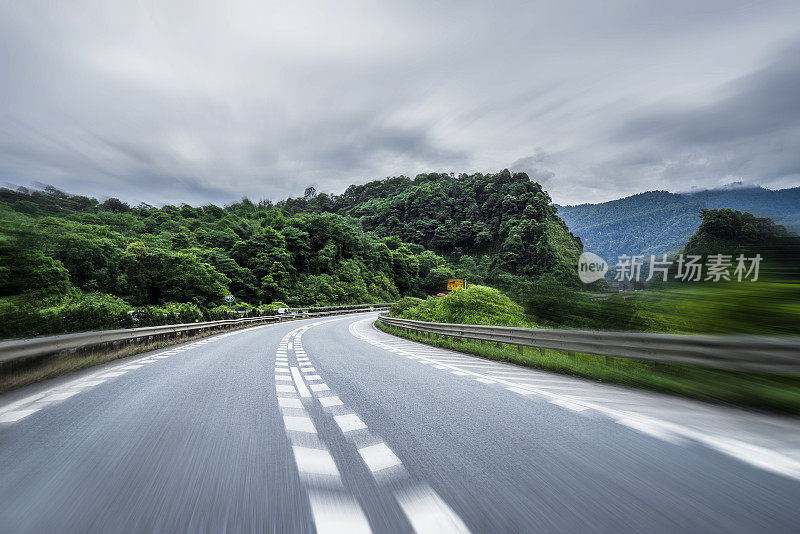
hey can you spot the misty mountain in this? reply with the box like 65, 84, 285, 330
556, 186, 800, 261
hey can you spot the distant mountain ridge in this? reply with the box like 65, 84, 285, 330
556, 186, 800, 261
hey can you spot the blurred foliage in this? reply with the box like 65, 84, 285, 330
523, 209, 800, 335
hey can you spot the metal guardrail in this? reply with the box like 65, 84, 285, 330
378, 315, 800, 374
0, 305, 388, 366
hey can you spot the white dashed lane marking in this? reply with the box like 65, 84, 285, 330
284, 415, 317, 433
318, 396, 343, 408
292, 446, 340, 477
395, 485, 470, 534
273, 318, 472, 534
334, 414, 367, 433
278, 397, 304, 409
308, 491, 372, 534
358, 443, 402, 472
290, 366, 312, 398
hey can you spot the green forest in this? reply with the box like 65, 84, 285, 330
278, 170, 582, 286
0, 171, 579, 337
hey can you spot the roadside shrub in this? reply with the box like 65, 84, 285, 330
163, 302, 203, 323
389, 297, 424, 316
399, 285, 529, 326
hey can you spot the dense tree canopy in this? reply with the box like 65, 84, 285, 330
0, 187, 458, 336
279, 170, 582, 285
0, 171, 582, 336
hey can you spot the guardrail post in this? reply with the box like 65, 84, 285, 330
517, 344, 523, 354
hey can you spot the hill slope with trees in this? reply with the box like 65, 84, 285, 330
279, 170, 583, 287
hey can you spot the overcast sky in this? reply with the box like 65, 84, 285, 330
1, 1, 799, 206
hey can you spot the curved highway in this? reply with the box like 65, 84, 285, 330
1, 313, 799, 532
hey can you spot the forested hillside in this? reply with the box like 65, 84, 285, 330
0, 187, 455, 337
279, 170, 583, 286
557, 186, 800, 261
0, 172, 579, 337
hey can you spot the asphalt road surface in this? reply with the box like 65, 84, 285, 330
1, 312, 799, 532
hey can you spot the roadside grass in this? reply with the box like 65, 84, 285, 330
0, 323, 257, 394
376, 322, 800, 414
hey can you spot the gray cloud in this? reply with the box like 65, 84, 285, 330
1, 1, 799, 206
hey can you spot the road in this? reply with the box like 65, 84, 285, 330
1, 312, 799, 532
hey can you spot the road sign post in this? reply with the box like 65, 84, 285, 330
446, 279, 466, 291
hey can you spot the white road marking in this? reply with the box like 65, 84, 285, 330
549, 399, 589, 412
276, 384, 297, 393
288, 342, 294, 350
396, 485, 470, 534
73, 380, 106, 388
278, 397, 304, 408
292, 446, 340, 476
284, 415, 317, 433
0, 409, 39, 423
450, 371, 470, 376
275, 375, 293, 382
290, 367, 312, 398
307, 491, 372, 534
40, 390, 80, 401
358, 443, 402, 472
120, 365, 143, 370
334, 414, 367, 432
506, 386, 536, 395
304, 375, 322, 381
98, 371, 126, 378
434, 365, 448, 370
616, 417, 685, 444
473, 378, 497, 384
301, 367, 316, 373
275, 361, 289, 367
318, 396, 343, 408
310, 383, 331, 392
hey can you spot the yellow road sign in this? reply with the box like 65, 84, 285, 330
447, 279, 465, 291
